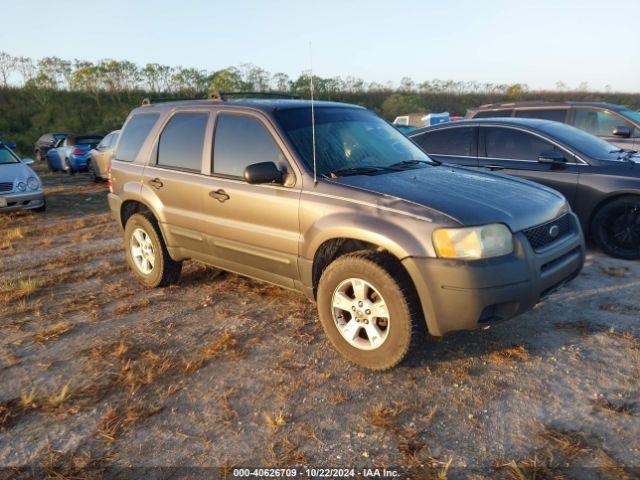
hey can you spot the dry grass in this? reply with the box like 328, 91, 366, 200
369, 401, 407, 433
600, 265, 630, 277
117, 350, 171, 395
592, 397, 638, 416
486, 345, 530, 364
0, 277, 42, 302
264, 410, 287, 432
32, 321, 73, 344
599, 303, 640, 314
553, 320, 603, 335
98, 401, 163, 442
112, 297, 151, 316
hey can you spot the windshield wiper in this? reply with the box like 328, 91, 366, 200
330, 165, 393, 177
388, 159, 435, 169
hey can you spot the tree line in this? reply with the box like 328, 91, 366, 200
0, 51, 638, 154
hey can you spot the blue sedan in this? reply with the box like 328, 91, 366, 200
46, 135, 103, 174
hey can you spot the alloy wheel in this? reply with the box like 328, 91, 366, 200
130, 227, 156, 275
331, 277, 390, 351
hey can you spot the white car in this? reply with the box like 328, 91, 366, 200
0, 143, 45, 212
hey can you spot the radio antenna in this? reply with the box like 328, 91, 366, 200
309, 42, 318, 184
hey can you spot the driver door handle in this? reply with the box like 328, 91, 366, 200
148, 178, 163, 189
485, 165, 504, 171
209, 189, 230, 202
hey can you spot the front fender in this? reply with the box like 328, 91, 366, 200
301, 211, 436, 261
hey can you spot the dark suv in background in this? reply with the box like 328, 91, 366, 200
466, 102, 640, 151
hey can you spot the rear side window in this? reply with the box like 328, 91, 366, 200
515, 109, 568, 123
116, 113, 160, 162
485, 127, 554, 161
413, 127, 476, 156
213, 114, 285, 178
157, 113, 209, 171
473, 109, 513, 118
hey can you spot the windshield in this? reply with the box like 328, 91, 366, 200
537, 121, 627, 161
274, 107, 434, 176
53, 133, 67, 141
0, 146, 20, 165
619, 109, 640, 125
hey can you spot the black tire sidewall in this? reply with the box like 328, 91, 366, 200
592, 197, 640, 260
317, 255, 413, 370
124, 214, 168, 287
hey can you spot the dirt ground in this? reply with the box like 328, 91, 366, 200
0, 163, 639, 480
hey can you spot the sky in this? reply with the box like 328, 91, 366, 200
2, 0, 639, 92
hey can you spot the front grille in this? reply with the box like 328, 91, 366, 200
523, 214, 573, 251
0, 182, 13, 193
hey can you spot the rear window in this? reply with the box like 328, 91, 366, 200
515, 109, 568, 122
473, 109, 513, 118
76, 136, 103, 147
157, 112, 209, 172
413, 127, 476, 156
116, 113, 160, 162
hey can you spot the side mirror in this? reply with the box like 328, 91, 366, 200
243, 162, 283, 185
538, 151, 567, 164
22, 158, 34, 165
6, 142, 16, 149
612, 126, 631, 138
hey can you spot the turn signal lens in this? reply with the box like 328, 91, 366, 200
433, 224, 513, 260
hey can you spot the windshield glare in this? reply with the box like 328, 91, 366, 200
538, 122, 625, 161
275, 107, 433, 176
0, 146, 20, 165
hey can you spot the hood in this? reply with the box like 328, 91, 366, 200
0, 163, 36, 183
335, 165, 568, 232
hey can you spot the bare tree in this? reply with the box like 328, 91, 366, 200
0, 52, 16, 87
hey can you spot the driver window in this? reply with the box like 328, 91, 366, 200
212, 114, 292, 184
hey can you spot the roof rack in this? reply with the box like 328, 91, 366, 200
215, 91, 300, 100
141, 91, 300, 106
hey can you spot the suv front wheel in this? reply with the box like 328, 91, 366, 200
317, 251, 421, 370
124, 213, 182, 287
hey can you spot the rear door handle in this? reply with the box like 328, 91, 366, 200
209, 189, 230, 202
148, 178, 163, 189
485, 165, 505, 171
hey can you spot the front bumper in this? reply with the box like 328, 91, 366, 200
0, 190, 45, 212
402, 212, 585, 336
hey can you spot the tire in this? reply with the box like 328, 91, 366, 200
65, 159, 75, 176
124, 213, 182, 287
317, 250, 423, 370
591, 196, 640, 260
87, 160, 100, 183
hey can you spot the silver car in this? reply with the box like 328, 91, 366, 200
88, 130, 120, 182
0, 143, 45, 212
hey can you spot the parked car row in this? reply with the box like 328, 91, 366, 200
0, 141, 45, 212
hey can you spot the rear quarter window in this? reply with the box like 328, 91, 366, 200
116, 113, 160, 162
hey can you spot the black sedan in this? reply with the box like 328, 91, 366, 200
409, 118, 640, 259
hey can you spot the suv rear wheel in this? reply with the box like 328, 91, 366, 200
124, 213, 182, 287
317, 250, 421, 370
591, 196, 640, 260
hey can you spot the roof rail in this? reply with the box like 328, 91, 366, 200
217, 91, 300, 100
141, 97, 201, 106
141, 91, 301, 106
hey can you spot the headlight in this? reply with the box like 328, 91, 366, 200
27, 176, 39, 190
16, 181, 27, 192
432, 224, 514, 259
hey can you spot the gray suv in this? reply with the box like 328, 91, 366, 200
108, 97, 585, 370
